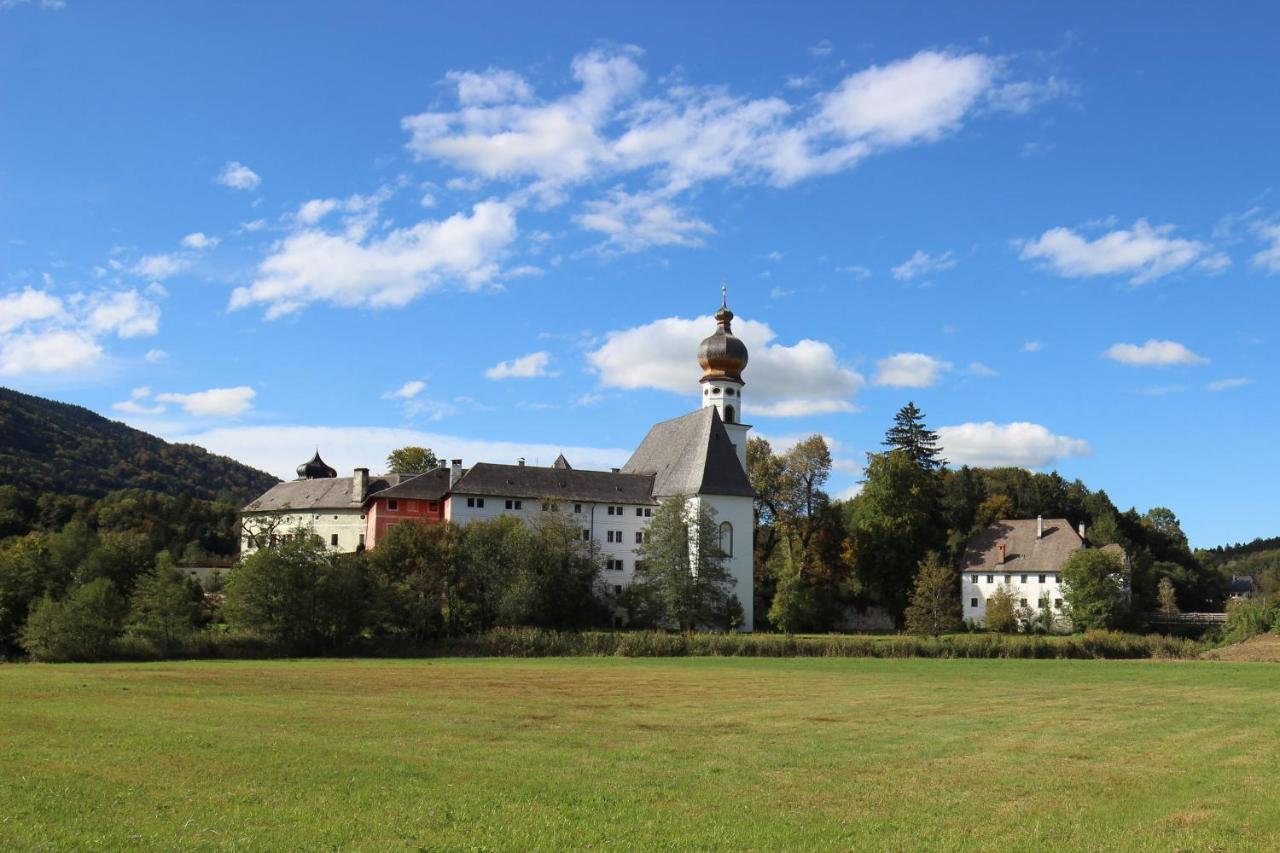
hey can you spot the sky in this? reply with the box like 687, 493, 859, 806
2, 1, 1278, 548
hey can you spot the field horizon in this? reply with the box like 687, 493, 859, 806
2, 657, 1277, 850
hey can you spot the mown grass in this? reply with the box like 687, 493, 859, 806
1, 657, 1276, 850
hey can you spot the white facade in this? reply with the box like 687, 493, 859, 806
240, 508, 368, 555
692, 493, 754, 629
963, 569, 1066, 626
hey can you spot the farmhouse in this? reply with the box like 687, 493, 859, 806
961, 516, 1128, 628
240, 292, 756, 629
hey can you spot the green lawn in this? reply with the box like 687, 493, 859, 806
1, 658, 1276, 850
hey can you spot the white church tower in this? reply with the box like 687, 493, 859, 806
697, 286, 751, 471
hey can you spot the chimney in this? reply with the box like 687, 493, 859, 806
518, 457, 525, 467
997, 543, 1006, 564
352, 468, 368, 504
1078, 521, 1086, 540
450, 459, 463, 487
1036, 515, 1044, 539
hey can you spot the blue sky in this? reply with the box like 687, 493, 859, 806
2, 1, 1278, 547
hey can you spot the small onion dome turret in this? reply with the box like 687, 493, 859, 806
297, 450, 338, 480
697, 290, 748, 384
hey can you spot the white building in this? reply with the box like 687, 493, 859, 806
240, 292, 758, 630
960, 516, 1127, 628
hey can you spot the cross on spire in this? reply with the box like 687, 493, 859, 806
721, 278, 728, 308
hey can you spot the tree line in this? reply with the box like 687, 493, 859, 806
8, 496, 740, 661
749, 403, 1227, 634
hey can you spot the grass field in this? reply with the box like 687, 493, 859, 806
2, 658, 1277, 850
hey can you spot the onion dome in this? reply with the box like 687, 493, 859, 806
296, 450, 338, 480
696, 287, 748, 384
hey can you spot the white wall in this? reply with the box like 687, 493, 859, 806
692, 494, 754, 632
963, 569, 1066, 627
240, 508, 368, 556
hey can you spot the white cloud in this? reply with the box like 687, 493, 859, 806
839, 264, 872, 279
0, 288, 62, 333
181, 232, 219, 250
575, 189, 713, 251
1207, 377, 1253, 392
384, 380, 426, 399
215, 161, 261, 191
872, 352, 951, 387
446, 68, 535, 105
144, 348, 168, 363
966, 361, 998, 377
817, 51, 995, 148
112, 386, 165, 416
86, 290, 160, 339
170, 425, 632, 482
808, 39, 834, 57
587, 313, 862, 417
403, 47, 1059, 215
937, 421, 1091, 469
891, 249, 955, 281
1023, 340, 1043, 352
132, 253, 189, 280
0, 331, 101, 376
1102, 339, 1208, 367
155, 386, 256, 417
0, 286, 159, 376
485, 351, 554, 379
295, 198, 340, 225
229, 200, 518, 318
1195, 252, 1231, 275
1252, 223, 1280, 273
1020, 219, 1207, 284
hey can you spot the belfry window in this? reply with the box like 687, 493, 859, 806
719, 521, 733, 557
724, 405, 736, 423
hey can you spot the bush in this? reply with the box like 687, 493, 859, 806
20, 578, 127, 661
985, 586, 1018, 633
1224, 597, 1279, 644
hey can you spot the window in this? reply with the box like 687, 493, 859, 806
541, 501, 557, 512
581, 529, 590, 541
330, 534, 339, 547
1020, 599, 1028, 607
358, 533, 365, 548
634, 559, 646, 573
466, 497, 485, 508
467, 498, 475, 508
970, 598, 978, 608
1054, 598, 1063, 609
1020, 575, 1028, 583
607, 505, 615, 515
635, 531, 648, 544
1004, 574, 1012, 583
615, 505, 624, 514
388, 500, 398, 511
635, 507, 643, 517
505, 499, 523, 510
614, 585, 623, 596
643, 508, 652, 517
724, 405, 736, 423
477, 498, 484, 508
725, 387, 735, 396
606, 559, 624, 571
986, 575, 994, 584
719, 521, 733, 557
970, 574, 978, 583
574, 503, 582, 513
1038, 574, 1046, 584
429, 502, 438, 512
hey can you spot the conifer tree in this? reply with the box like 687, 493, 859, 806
882, 402, 946, 471
903, 552, 961, 636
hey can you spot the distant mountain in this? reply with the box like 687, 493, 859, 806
0, 386, 278, 504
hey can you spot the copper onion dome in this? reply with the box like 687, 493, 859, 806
297, 450, 338, 480
696, 287, 748, 384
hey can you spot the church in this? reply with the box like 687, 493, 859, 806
241, 294, 758, 630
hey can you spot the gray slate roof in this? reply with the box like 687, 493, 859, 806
622, 407, 753, 498
450, 462, 656, 504
243, 473, 405, 512
369, 467, 452, 501
962, 519, 1084, 573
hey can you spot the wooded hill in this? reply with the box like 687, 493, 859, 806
0, 387, 277, 504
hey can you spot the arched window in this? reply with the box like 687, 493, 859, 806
724, 404, 736, 423
719, 521, 733, 557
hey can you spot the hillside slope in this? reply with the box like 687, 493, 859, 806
0, 386, 278, 503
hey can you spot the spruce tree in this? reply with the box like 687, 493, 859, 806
903, 552, 962, 636
882, 402, 946, 471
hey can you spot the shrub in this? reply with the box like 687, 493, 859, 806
20, 578, 127, 661
985, 585, 1018, 633
1224, 597, 1279, 644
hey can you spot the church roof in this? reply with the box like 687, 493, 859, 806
243, 473, 405, 512
369, 467, 452, 501
622, 406, 753, 498
450, 463, 656, 504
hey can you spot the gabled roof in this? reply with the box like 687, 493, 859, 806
243, 473, 406, 512
450, 462, 655, 504
622, 407, 753, 498
962, 519, 1084, 573
369, 467, 452, 501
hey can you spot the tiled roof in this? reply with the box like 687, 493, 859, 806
622, 407, 753, 498
243, 474, 404, 512
369, 467, 451, 501
962, 519, 1085, 573
450, 462, 656, 504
